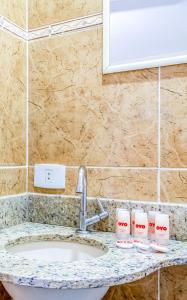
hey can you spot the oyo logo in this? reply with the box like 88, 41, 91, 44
136, 224, 146, 229
156, 226, 167, 231
118, 221, 128, 227
149, 222, 155, 227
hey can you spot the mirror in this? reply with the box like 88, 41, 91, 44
103, 0, 187, 73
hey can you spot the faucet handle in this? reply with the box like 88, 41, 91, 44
97, 199, 105, 212
96, 199, 109, 220
85, 199, 109, 228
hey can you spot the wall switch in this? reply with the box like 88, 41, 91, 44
34, 164, 66, 189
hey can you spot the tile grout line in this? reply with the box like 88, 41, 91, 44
0, 165, 186, 171
28, 165, 187, 171
26, 0, 29, 193
157, 67, 161, 203
0, 166, 27, 169
157, 67, 161, 300
29, 165, 159, 170
158, 270, 161, 300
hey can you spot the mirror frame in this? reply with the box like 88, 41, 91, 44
103, 0, 187, 74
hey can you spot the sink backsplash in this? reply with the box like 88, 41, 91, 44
28, 194, 187, 241
0, 195, 28, 229
0, 193, 186, 242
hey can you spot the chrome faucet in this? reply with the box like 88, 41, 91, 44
76, 166, 109, 233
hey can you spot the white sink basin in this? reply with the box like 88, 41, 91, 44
8, 240, 106, 263
3, 237, 109, 300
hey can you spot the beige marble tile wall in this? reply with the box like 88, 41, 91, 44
28, 28, 187, 206
0, 0, 26, 28
28, 0, 102, 29
0, 3, 27, 298
28, 1, 187, 300
0, 9, 26, 195
103, 266, 187, 300
29, 24, 158, 192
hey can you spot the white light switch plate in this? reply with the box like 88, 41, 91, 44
34, 164, 66, 189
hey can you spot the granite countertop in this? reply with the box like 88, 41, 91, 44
0, 222, 186, 289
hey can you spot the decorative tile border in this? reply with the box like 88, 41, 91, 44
0, 14, 103, 41
0, 16, 27, 40
28, 13, 103, 41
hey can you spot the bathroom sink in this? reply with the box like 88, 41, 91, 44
3, 236, 109, 300
7, 240, 106, 263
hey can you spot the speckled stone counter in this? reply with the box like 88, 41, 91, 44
0, 222, 186, 289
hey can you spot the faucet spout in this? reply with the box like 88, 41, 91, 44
76, 166, 86, 194
76, 166, 108, 234
76, 166, 87, 232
